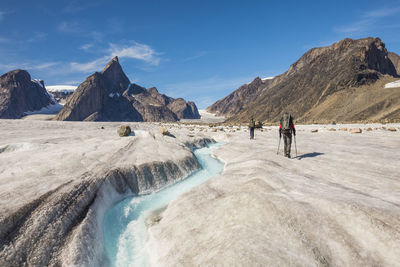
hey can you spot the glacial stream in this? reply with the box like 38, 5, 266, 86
103, 143, 224, 267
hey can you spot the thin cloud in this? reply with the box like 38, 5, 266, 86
334, 19, 372, 34
109, 42, 161, 66
334, 6, 400, 34
70, 41, 162, 73
57, 21, 81, 33
0, 36, 10, 43
183, 51, 208, 62
70, 56, 109, 73
364, 7, 400, 18
0, 10, 5, 21
27, 32, 47, 43
80, 43, 94, 51
0, 62, 60, 72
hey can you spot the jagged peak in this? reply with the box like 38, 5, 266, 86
127, 83, 147, 94
1, 69, 31, 81
99, 56, 131, 92
148, 87, 159, 94
101, 56, 121, 74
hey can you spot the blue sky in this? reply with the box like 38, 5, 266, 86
1, 0, 399, 108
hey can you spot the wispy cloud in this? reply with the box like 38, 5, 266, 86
0, 36, 10, 43
109, 42, 161, 66
183, 51, 208, 62
57, 21, 81, 33
80, 43, 94, 51
364, 7, 400, 18
70, 41, 161, 73
0, 10, 5, 21
70, 56, 109, 73
334, 6, 400, 34
27, 32, 47, 43
0, 61, 60, 72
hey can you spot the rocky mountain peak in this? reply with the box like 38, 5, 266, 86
56, 58, 200, 122
126, 83, 147, 95
101, 56, 120, 74
4, 69, 31, 82
0, 69, 53, 119
101, 56, 130, 93
148, 87, 159, 94
208, 37, 400, 123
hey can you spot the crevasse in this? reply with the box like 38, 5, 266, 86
103, 143, 224, 267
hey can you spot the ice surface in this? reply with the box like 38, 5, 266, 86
0, 119, 215, 266
147, 123, 400, 266
384, 79, 400, 88
103, 143, 224, 267
23, 102, 63, 115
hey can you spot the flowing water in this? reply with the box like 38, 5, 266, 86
103, 143, 224, 267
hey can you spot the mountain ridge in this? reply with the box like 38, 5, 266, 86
56, 57, 200, 122
207, 37, 400, 123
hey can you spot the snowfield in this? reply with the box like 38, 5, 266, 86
0, 120, 399, 266
46, 85, 77, 93
385, 79, 400, 88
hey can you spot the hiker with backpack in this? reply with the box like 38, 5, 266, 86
249, 117, 255, 140
279, 112, 296, 158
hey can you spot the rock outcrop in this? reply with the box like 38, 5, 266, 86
56, 57, 200, 122
0, 70, 54, 119
388, 51, 400, 75
207, 37, 400, 123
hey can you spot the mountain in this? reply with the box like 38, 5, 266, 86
207, 37, 400, 123
0, 70, 55, 119
206, 77, 273, 117
55, 57, 200, 122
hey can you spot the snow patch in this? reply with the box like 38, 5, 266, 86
262, 76, 274, 81
46, 85, 77, 93
24, 102, 63, 115
385, 80, 400, 88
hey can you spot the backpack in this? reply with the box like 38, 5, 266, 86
281, 113, 292, 132
249, 118, 255, 128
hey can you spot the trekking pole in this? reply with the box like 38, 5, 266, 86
294, 135, 297, 157
277, 136, 281, 155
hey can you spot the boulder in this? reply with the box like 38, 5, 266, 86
117, 125, 131, 137
388, 127, 397, 132
311, 129, 318, 133
339, 128, 348, 131
350, 128, 362, 133
329, 128, 336, 131
159, 126, 170, 136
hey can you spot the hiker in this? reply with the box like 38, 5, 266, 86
279, 112, 296, 158
249, 117, 255, 139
